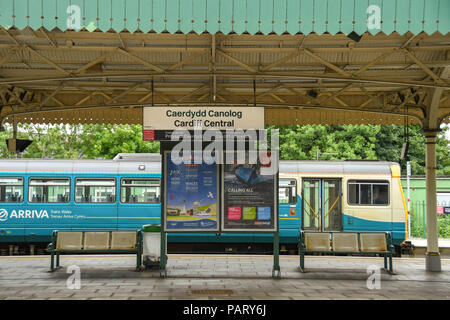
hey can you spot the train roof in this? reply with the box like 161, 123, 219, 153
0, 154, 397, 175
0, 154, 161, 173
278, 160, 398, 175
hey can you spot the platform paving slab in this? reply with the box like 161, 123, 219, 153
0, 254, 450, 300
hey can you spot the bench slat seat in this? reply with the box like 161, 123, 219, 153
360, 233, 388, 252
56, 231, 83, 250
84, 232, 110, 250
305, 233, 331, 251
48, 230, 142, 271
332, 233, 359, 252
111, 231, 137, 250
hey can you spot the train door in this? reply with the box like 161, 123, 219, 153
302, 178, 342, 232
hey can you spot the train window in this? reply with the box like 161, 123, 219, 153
279, 179, 297, 204
75, 178, 116, 203
29, 178, 70, 203
120, 178, 160, 203
0, 177, 24, 203
348, 180, 389, 206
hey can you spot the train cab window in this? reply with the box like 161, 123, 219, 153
75, 178, 116, 203
0, 177, 24, 203
120, 178, 160, 203
279, 179, 297, 204
348, 180, 389, 206
29, 178, 70, 203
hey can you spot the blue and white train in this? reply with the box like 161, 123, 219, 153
0, 153, 407, 254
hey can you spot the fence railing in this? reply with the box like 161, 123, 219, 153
410, 201, 450, 239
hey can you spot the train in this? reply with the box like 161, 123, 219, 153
0, 153, 407, 255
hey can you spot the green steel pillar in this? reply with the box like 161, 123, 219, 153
272, 231, 281, 278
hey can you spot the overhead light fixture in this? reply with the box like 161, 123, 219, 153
400, 141, 409, 161
347, 31, 362, 42
307, 90, 318, 99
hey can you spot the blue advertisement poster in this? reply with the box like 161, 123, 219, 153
164, 151, 219, 231
222, 151, 277, 232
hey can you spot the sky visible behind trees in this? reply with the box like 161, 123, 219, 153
0, 123, 449, 175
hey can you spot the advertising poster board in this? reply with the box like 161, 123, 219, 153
164, 151, 219, 232
221, 151, 278, 232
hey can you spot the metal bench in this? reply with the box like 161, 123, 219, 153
299, 231, 395, 274
47, 230, 142, 271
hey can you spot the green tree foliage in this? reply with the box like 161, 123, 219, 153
0, 123, 159, 159
78, 124, 159, 159
270, 124, 449, 175
0, 123, 448, 175
275, 124, 379, 161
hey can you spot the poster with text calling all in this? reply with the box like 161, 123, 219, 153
164, 151, 219, 232
222, 151, 278, 232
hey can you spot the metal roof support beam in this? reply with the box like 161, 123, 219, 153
72, 49, 118, 75
137, 91, 153, 103
211, 34, 216, 102
318, 83, 354, 106
5, 87, 29, 108
255, 84, 284, 99
39, 27, 57, 47
117, 47, 165, 73
0, 47, 18, 68
75, 91, 98, 106
106, 83, 142, 104
262, 50, 301, 72
354, 34, 420, 76
404, 49, 446, 85
40, 83, 65, 108
302, 48, 351, 77
25, 46, 70, 76
216, 50, 257, 73
176, 84, 209, 102
269, 93, 285, 103
165, 50, 208, 71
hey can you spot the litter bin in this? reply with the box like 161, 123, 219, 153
142, 224, 162, 269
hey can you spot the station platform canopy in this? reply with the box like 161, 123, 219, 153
0, 0, 448, 127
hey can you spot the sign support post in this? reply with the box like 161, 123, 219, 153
159, 141, 168, 278
273, 174, 280, 278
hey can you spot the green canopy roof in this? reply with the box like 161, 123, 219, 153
0, 0, 448, 35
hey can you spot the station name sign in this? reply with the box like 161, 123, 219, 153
143, 106, 265, 131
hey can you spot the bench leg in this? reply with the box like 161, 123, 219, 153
50, 251, 55, 271
56, 252, 60, 268
389, 254, 393, 274
384, 254, 387, 269
300, 251, 305, 272
136, 251, 142, 271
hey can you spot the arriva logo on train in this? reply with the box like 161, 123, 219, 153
0, 208, 49, 221
0, 209, 86, 222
